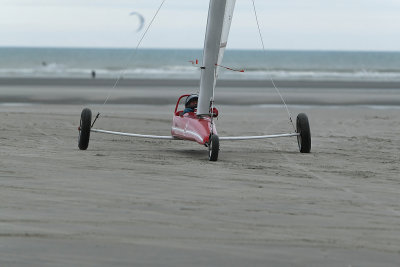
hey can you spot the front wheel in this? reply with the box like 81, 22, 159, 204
208, 135, 219, 161
78, 108, 92, 150
296, 113, 311, 153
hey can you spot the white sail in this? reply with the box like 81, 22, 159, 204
216, 0, 236, 72
197, 0, 236, 116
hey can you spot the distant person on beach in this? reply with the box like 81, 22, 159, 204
183, 94, 198, 114
42, 61, 47, 66
91, 70, 96, 79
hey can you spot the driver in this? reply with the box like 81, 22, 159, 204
183, 94, 198, 114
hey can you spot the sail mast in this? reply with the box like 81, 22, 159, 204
197, 0, 236, 116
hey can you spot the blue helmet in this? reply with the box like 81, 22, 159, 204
185, 94, 198, 108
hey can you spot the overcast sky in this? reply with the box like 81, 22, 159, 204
1, 0, 400, 51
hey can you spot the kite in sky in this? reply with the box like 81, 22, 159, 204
129, 12, 145, 32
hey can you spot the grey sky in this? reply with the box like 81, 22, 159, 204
1, 0, 399, 51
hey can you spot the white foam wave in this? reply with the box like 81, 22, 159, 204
1, 66, 400, 81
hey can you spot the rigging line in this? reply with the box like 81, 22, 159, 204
251, 0, 296, 131
102, 0, 167, 106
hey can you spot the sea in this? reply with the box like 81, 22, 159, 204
1, 47, 400, 81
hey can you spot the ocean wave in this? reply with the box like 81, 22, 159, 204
1, 66, 400, 81
219, 69, 400, 81
2, 48, 400, 82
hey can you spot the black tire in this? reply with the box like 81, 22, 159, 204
208, 134, 219, 161
296, 113, 311, 153
78, 108, 92, 150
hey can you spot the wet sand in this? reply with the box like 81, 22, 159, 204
1, 79, 400, 266
1, 77, 400, 106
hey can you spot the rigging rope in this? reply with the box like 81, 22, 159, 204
102, 0, 167, 106
251, 0, 296, 132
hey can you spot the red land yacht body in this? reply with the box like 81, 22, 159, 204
171, 94, 217, 146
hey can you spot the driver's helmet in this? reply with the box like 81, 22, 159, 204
185, 94, 198, 108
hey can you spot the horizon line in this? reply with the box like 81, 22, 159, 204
1, 45, 400, 53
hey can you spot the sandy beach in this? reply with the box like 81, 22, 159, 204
1, 78, 400, 266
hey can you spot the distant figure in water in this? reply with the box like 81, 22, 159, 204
42, 61, 47, 66
91, 70, 96, 79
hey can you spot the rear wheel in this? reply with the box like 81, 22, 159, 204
296, 113, 311, 153
208, 135, 219, 161
78, 108, 92, 150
